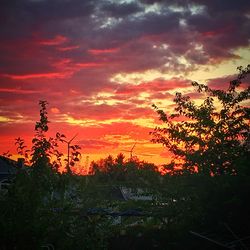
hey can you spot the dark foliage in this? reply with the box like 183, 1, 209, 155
151, 65, 250, 176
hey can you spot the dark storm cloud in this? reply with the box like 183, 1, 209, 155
101, 2, 143, 17
138, 0, 250, 60
0, 0, 94, 29
1, 0, 249, 76
92, 10, 182, 48
185, 4, 250, 60
190, 0, 250, 13
140, 0, 250, 11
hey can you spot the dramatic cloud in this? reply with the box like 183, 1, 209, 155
0, 0, 249, 165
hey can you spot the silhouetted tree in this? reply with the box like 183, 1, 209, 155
31, 100, 51, 171
91, 154, 160, 187
12, 101, 81, 174
0, 101, 110, 250
15, 137, 30, 163
151, 65, 250, 175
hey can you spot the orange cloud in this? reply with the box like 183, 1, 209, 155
51, 107, 60, 114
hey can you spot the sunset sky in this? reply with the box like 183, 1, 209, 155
0, 0, 250, 169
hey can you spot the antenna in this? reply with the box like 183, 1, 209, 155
62, 133, 78, 173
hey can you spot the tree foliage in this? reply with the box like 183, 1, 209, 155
151, 65, 250, 175
0, 101, 110, 250
13, 100, 81, 174
91, 154, 160, 185
31, 100, 51, 170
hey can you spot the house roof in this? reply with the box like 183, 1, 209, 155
0, 156, 20, 181
96, 186, 126, 201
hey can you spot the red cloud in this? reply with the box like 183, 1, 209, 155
1, 72, 68, 80
88, 48, 119, 55
75, 62, 105, 68
38, 35, 68, 46
57, 45, 80, 51
207, 74, 250, 90
0, 88, 41, 94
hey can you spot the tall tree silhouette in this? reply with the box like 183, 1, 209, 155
151, 65, 250, 175
31, 100, 51, 170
